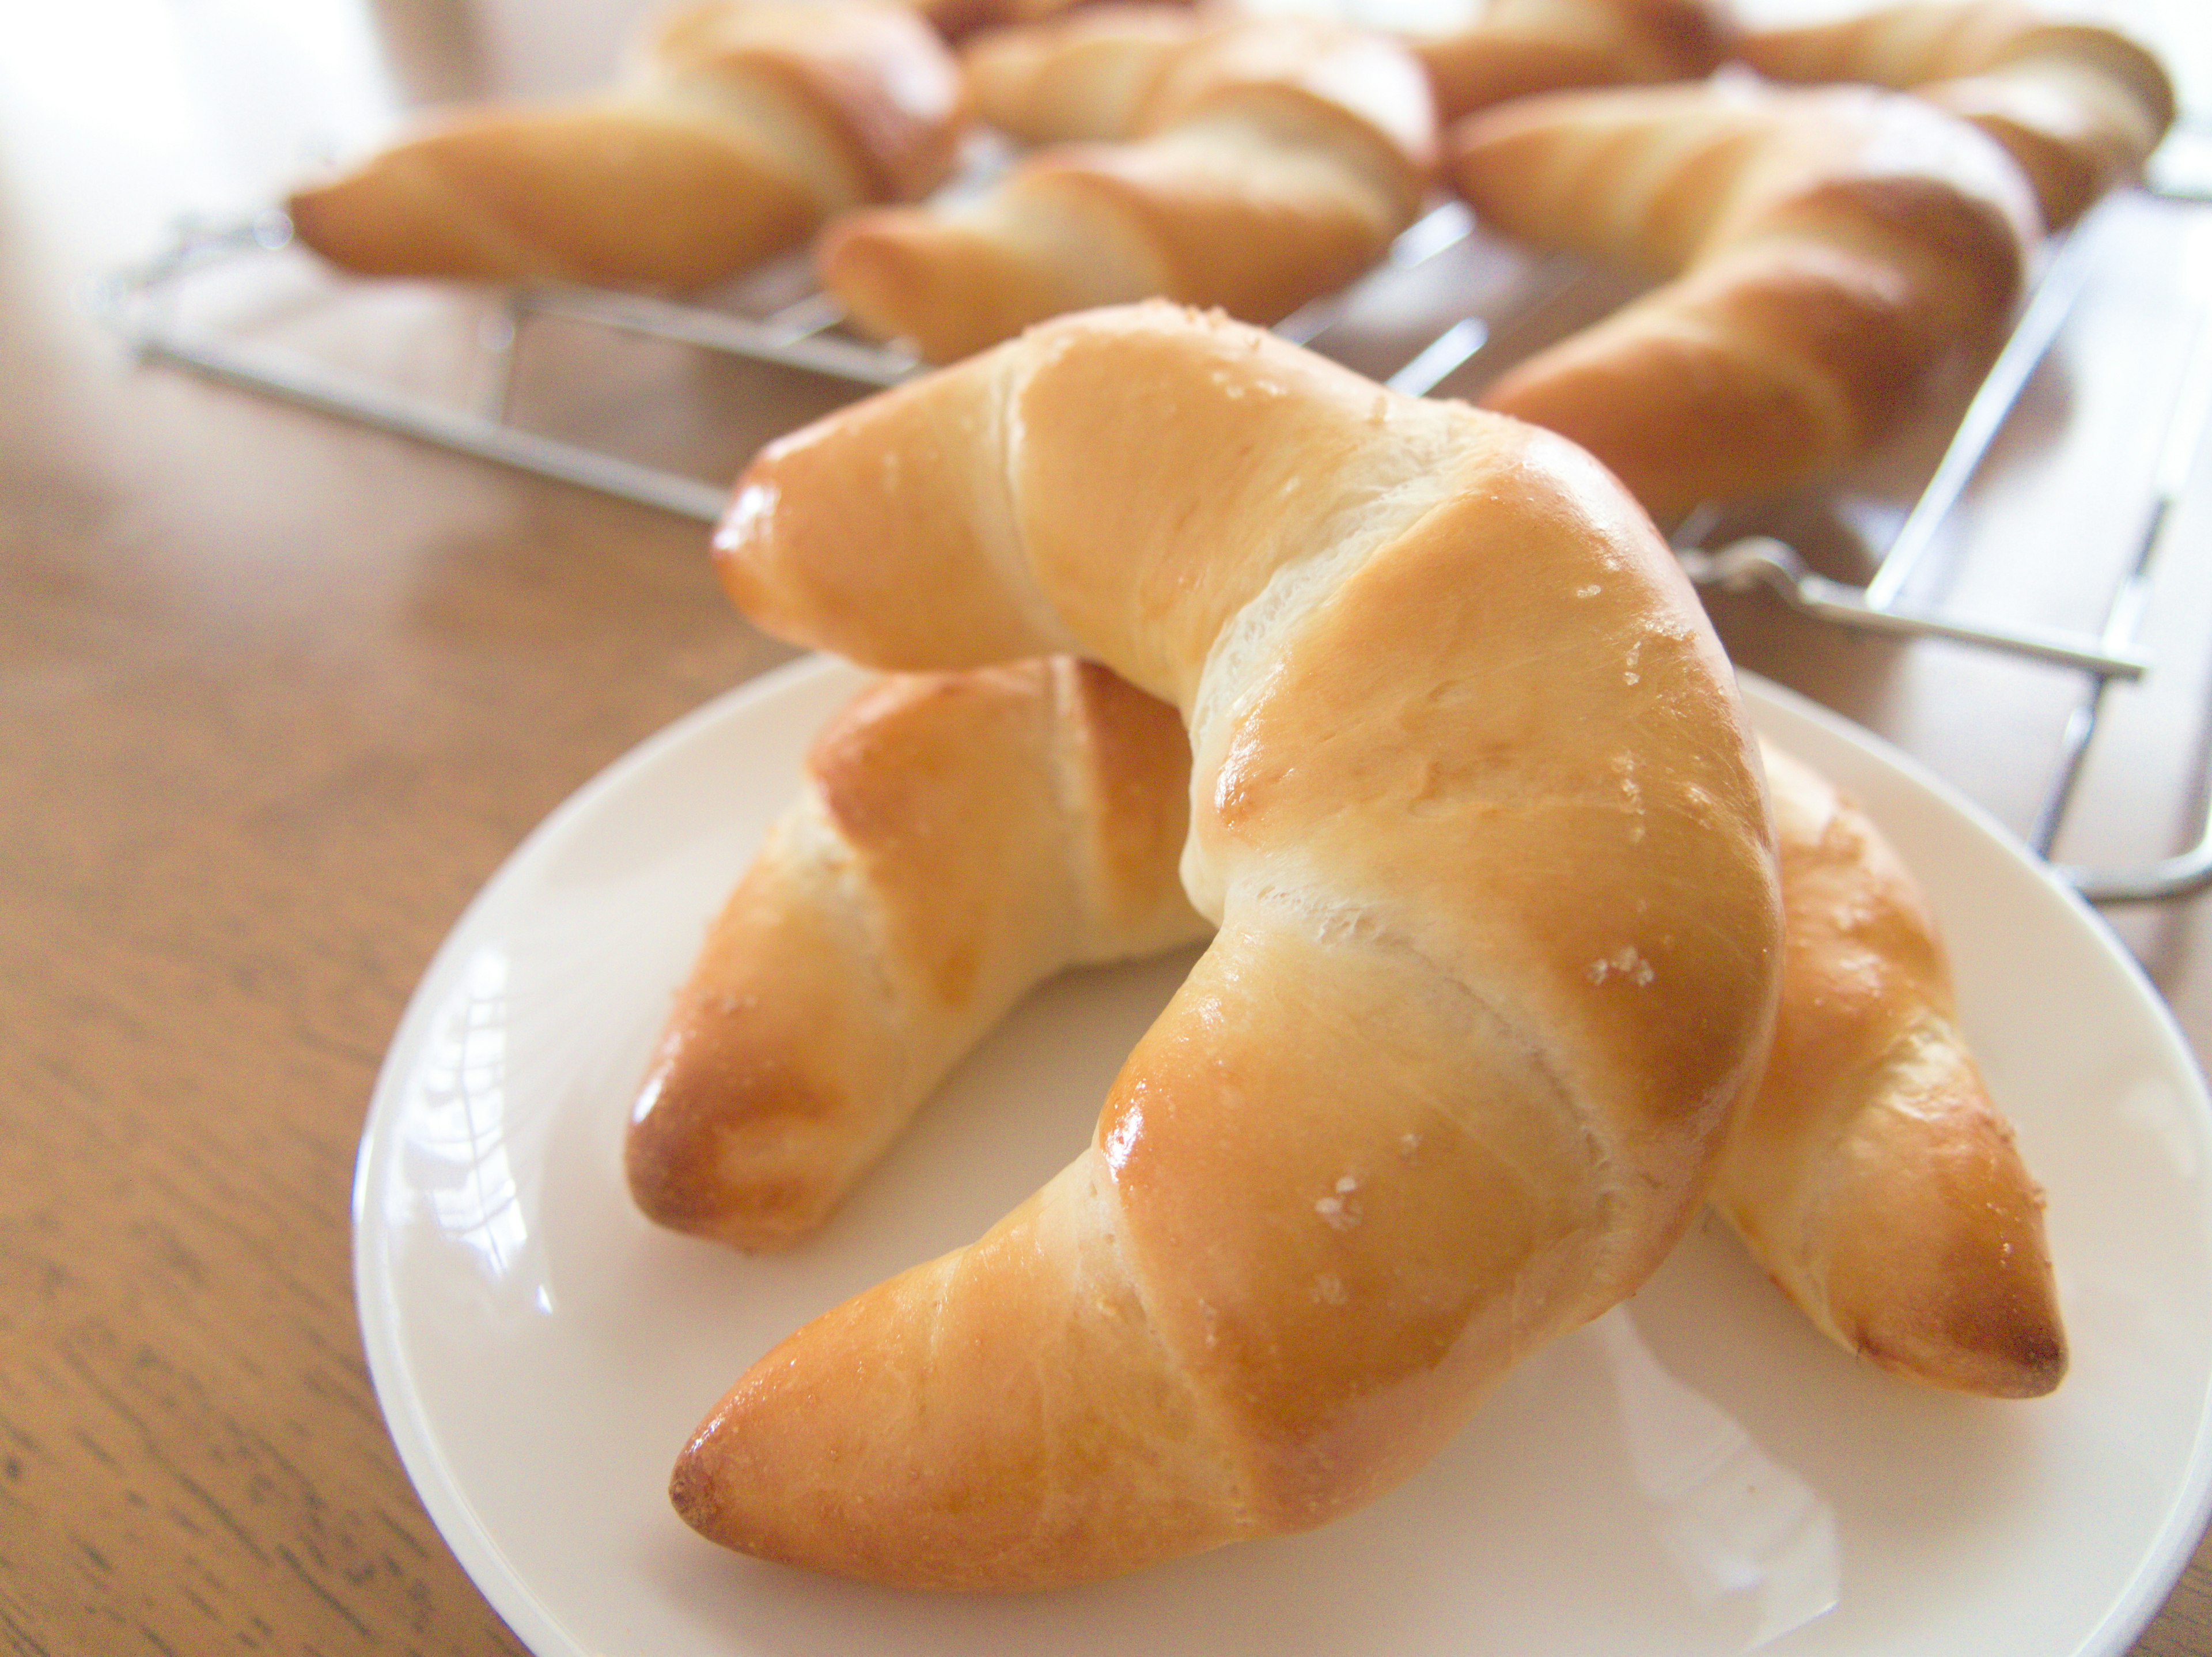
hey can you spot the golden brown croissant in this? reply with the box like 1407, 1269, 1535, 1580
635, 660, 2064, 1397
1450, 80, 2039, 523
286, 0, 967, 289
627, 658, 1205, 1249
963, 0, 1732, 138
1719, 742, 2064, 1397
1737, 1, 2174, 230
817, 15, 1435, 361
676, 304, 1782, 1588
960, 4, 1222, 143
1412, 0, 1734, 122
914, 0, 1189, 46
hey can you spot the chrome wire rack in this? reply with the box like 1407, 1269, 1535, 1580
89, 180, 2212, 905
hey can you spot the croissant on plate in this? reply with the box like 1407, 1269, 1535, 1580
631, 661, 2063, 1399
817, 14, 1435, 361
1449, 79, 2039, 523
286, 0, 967, 289
670, 303, 1782, 1588
1737, 0, 2175, 230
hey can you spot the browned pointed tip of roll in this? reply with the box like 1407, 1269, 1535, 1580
1716, 743, 2065, 1399
624, 869, 881, 1251
669, 1156, 1261, 1590
1814, 1065, 2066, 1397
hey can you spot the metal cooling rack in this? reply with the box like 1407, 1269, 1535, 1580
89, 184, 2212, 904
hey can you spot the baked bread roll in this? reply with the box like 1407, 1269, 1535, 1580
1719, 742, 2064, 1397
636, 658, 2064, 1396
915, 0, 1188, 46
816, 16, 1435, 361
627, 658, 1206, 1249
1737, 1, 2175, 230
286, 0, 967, 289
1450, 80, 2039, 523
963, 0, 1730, 140
676, 304, 1782, 1588
960, 5, 1221, 143
1413, 0, 1734, 122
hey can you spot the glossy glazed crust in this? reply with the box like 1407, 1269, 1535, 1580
1450, 81, 2037, 523
817, 16, 1433, 361
684, 305, 1782, 1587
286, 0, 965, 288
1736, 2, 2175, 229
626, 659, 1204, 1249
1715, 743, 2065, 1398
1414, 0, 1734, 123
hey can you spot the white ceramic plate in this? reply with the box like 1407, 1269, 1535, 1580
355, 655, 2212, 1657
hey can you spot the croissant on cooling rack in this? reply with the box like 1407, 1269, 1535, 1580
1737, 1, 2175, 231
908, 0, 1192, 45
631, 658, 2064, 1399
1411, 0, 1735, 122
285, 0, 967, 290
664, 304, 1783, 1588
1449, 79, 2040, 523
816, 14, 1435, 361
960, 0, 1734, 139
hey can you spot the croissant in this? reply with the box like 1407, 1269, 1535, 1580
675, 304, 1782, 1588
960, 5, 1224, 143
963, 0, 1732, 143
1736, 1, 2175, 230
816, 16, 1434, 361
1449, 80, 2039, 523
627, 658, 1206, 1249
1412, 0, 1735, 122
913, 0, 1186, 47
285, 0, 967, 289
635, 661, 2064, 1396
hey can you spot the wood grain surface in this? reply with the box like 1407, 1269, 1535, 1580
3, 0, 2211, 1653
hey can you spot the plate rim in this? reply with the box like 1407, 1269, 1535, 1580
351, 657, 2212, 1657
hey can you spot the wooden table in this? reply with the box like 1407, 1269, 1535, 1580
4, 1, 2211, 1652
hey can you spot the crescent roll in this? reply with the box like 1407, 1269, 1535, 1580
634, 660, 2063, 1399
1414, 0, 1736, 122
286, 0, 967, 289
1449, 80, 2039, 522
961, 0, 1732, 140
816, 16, 1435, 361
1737, 1, 2175, 230
673, 305, 1782, 1588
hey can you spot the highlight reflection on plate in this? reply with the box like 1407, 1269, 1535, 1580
355, 655, 2212, 1657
